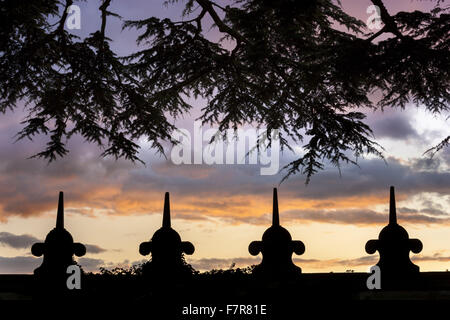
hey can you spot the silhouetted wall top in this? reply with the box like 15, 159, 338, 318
249, 188, 305, 278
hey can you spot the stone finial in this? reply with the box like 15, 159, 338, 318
31, 192, 86, 281
365, 186, 423, 286
249, 188, 305, 278
162, 192, 171, 228
389, 186, 397, 225
139, 192, 195, 272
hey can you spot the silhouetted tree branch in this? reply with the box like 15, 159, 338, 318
0, 0, 448, 181
425, 135, 450, 158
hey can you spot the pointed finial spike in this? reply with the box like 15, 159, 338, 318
56, 191, 64, 229
272, 188, 280, 226
389, 186, 397, 224
162, 192, 171, 228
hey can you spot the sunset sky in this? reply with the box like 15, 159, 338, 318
0, 0, 449, 274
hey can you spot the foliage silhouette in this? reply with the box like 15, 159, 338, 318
90, 252, 257, 285
0, 0, 448, 181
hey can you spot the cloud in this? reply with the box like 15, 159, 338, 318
0, 152, 448, 226
84, 244, 107, 254
0, 232, 108, 255
0, 254, 111, 274
0, 256, 41, 274
399, 206, 448, 217
280, 208, 450, 226
0, 232, 39, 249
214, 206, 450, 227
412, 253, 450, 263
421, 208, 448, 216
442, 147, 450, 166
0, 107, 448, 228
0, 254, 108, 274
0, 256, 120, 274
282, 157, 450, 201
370, 113, 419, 140
411, 157, 442, 171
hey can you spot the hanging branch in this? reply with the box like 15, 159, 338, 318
56, 0, 74, 35
195, 0, 252, 45
370, 0, 405, 39
98, 0, 112, 55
